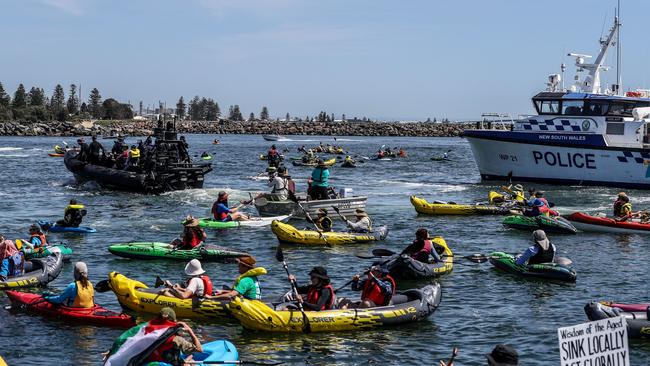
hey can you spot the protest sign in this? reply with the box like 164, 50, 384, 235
558, 316, 629, 366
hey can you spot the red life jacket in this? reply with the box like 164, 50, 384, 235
182, 228, 204, 249
212, 200, 229, 221
268, 149, 277, 157
410, 239, 433, 260
194, 274, 213, 296
306, 284, 335, 310
361, 275, 396, 306
143, 318, 178, 363
30, 233, 47, 247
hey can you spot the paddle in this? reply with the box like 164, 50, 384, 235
333, 269, 369, 293
446, 347, 459, 366
275, 247, 311, 333
290, 196, 331, 247
185, 361, 284, 365
95, 279, 112, 293
331, 206, 346, 222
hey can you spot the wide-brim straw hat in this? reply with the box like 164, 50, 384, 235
184, 215, 200, 227
355, 208, 368, 217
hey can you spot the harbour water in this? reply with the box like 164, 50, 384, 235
1, 134, 649, 365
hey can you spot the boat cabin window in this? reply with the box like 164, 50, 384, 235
608, 102, 637, 117
583, 101, 609, 116
535, 100, 560, 114
561, 100, 584, 115
606, 122, 625, 135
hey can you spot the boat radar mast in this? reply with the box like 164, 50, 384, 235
566, 15, 621, 95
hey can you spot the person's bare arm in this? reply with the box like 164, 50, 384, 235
177, 322, 202, 352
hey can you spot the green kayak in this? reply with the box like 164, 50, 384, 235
502, 215, 577, 234
24, 244, 73, 261
108, 242, 249, 261
488, 251, 577, 282
197, 215, 291, 229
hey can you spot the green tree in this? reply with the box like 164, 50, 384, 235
176, 96, 186, 119
102, 98, 133, 120
88, 88, 102, 118
12, 84, 27, 108
67, 84, 79, 115
204, 98, 220, 120
28, 87, 45, 106
188, 95, 201, 120
50, 84, 66, 121
0, 82, 10, 107
260, 106, 269, 120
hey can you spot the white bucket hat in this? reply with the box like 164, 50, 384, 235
184, 259, 205, 276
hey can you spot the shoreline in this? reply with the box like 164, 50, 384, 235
0, 119, 473, 137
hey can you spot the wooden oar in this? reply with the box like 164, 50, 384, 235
275, 247, 311, 333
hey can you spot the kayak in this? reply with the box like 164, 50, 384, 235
410, 196, 514, 215
108, 242, 249, 262
271, 220, 389, 246
197, 215, 291, 229
375, 237, 453, 279
107, 272, 231, 319
565, 212, 650, 234
37, 220, 97, 234
292, 157, 336, 167
584, 301, 650, 339
48, 153, 64, 157
5, 290, 135, 328
181, 340, 239, 365
0, 253, 64, 289
23, 243, 73, 261
201, 155, 212, 161
341, 161, 356, 168
488, 190, 525, 204
228, 283, 441, 332
502, 215, 577, 234
488, 252, 576, 282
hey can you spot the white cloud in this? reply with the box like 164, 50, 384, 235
42, 0, 84, 15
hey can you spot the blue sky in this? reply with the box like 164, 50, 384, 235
1, 0, 649, 120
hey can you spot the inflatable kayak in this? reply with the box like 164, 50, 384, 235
23, 243, 73, 261
292, 158, 336, 167
197, 215, 291, 229
0, 253, 63, 289
410, 196, 514, 215
502, 215, 577, 234
107, 272, 231, 319
37, 220, 97, 234
375, 237, 453, 279
228, 283, 441, 332
565, 212, 650, 234
108, 242, 249, 262
584, 301, 650, 339
181, 340, 238, 365
341, 161, 356, 168
271, 220, 389, 246
488, 190, 525, 204
488, 252, 576, 282
5, 290, 135, 328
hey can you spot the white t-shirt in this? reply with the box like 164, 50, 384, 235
185, 277, 205, 297
269, 176, 288, 195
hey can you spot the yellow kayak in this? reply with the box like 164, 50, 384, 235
228, 283, 441, 332
271, 220, 388, 246
107, 272, 230, 319
410, 196, 513, 215
488, 189, 525, 204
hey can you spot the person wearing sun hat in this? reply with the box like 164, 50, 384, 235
159, 259, 213, 299
287, 266, 335, 311
210, 255, 267, 300
170, 215, 207, 250
515, 229, 556, 266
341, 208, 372, 233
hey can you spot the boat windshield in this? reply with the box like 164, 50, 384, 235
534, 98, 650, 117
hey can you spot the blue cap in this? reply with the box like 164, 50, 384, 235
533, 199, 545, 207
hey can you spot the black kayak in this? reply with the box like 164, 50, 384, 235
0, 253, 64, 289
375, 254, 454, 280
584, 301, 650, 339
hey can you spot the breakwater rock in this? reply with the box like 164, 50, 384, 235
0, 119, 473, 137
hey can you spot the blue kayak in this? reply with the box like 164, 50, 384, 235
37, 220, 97, 234
146, 340, 239, 365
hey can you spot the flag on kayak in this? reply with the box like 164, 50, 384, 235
104, 320, 178, 366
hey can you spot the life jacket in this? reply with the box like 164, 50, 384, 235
212, 200, 229, 221
143, 318, 179, 363
411, 239, 433, 261
361, 275, 396, 307
72, 280, 95, 308
306, 284, 335, 310
315, 216, 332, 232
8, 252, 25, 277
233, 267, 267, 300
613, 200, 632, 218
64, 204, 85, 215
186, 274, 213, 296
528, 243, 555, 265
182, 228, 204, 249
272, 177, 289, 194
30, 233, 47, 248
130, 148, 140, 158
311, 167, 327, 185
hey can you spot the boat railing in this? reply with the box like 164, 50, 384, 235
466, 113, 517, 130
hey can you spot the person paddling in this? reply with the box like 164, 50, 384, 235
341, 208, 372, 233
515, 230, 556, 265
44, 262, 94, 308
400, 228, 443, 263
171, 216, 207, 250
314, 208, 333, 232
211, 191, 249, 222
341, 265, 395, 309
613, 192, 635, 221
56, 199, 86, 227
19, 223, 48, 250
287, 266, 335, 311
159, 259, 213, 299
0, 236, 29, 281
209, 256, 266, 300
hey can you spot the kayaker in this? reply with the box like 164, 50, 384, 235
400, 228, 443, 263
267, 144, 281, 168
526, 191, 558, 216
209, 256, 265, 300
342, 265, 395, 309
160, 259, 213, 299
342, 208, 372, 233
342, 156, 356, 167
201, 151, 210, 159
171, 216, 207, 249
515, 230, 556, 265
211, 191, 249, 222
398, 148, 407, 157
0, 236, 27, 281
104, 307, 202, 366
56, 199, 86, 227
44, 261, 95, 308
308, 160, 330, 200
19, 223, 48, 250
613, 192, 634, 221
88, 134, 105, 164
522, 199, 550, 217
314, 208, 333, 232
288, 266, 335, 311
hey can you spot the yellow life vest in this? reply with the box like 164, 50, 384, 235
65, 204, 85, 214
72, 280, 95, 308
130, 148, 140, 158
233, 267, 267, 287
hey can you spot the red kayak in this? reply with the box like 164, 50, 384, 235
5, 290, 135, 328
565, 212, 650, 234
48, 153, 64, 157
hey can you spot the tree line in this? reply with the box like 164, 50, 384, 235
0, 82, 133, 122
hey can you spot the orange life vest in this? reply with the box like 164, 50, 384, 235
143, 318, 179, 363
361, 275, 396, 306
306, 284, 335, 310
30, 233, 47, 248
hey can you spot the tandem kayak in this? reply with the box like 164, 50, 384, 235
255, 195, 367, 219
488, 252, 576, 282
37, 220, 97, 234
375, 237, 453, 279
291, 158, 336, 167
108, 242, 249, 262
0, 253, 64, 289
23, 243, 73, 261
271, 220, 388, 246
502, 215, 577, 234
584, 301, 650, 339
5, 290, 135, 328
107, 272, 231, 319
228, 283, 441, 332
565, 212, 650, 234
197, 215, 291, 229
410, 195, 515, 215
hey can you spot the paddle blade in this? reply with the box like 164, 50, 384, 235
275, 246, 285, 262
94, 280, 111, 293
154, 276, 165, 288
372, 248, 396, 257
302, 312, 312, 334
464, 254, 489, 263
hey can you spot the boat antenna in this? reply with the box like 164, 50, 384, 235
616, 0, 621, 95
